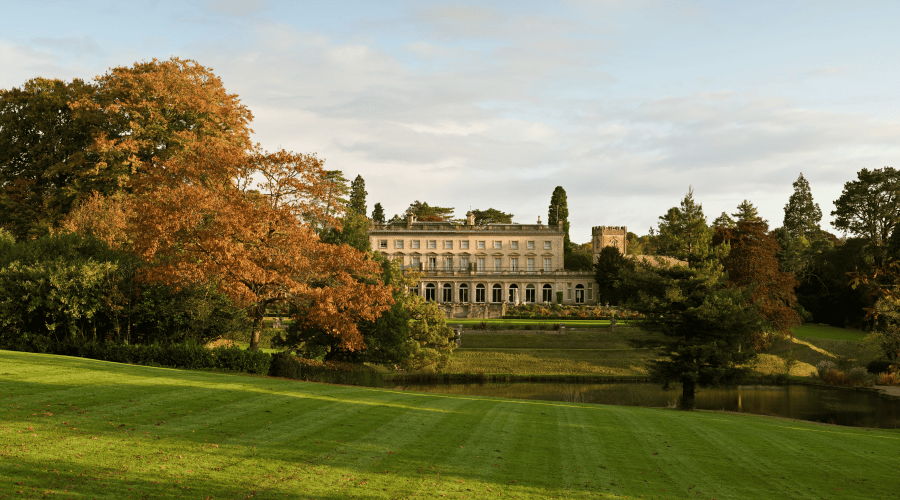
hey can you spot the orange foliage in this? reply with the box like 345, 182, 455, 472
714, 221, 801, 337
65, 58, 392, 351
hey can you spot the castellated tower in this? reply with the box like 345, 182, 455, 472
591, 226, 627, 263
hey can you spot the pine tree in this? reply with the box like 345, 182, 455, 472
348, 175, 367, 216
732, 200, 761, 222
713, 212, 735, 228
783, 172, 822, 239
656, 187, 712, 267
548, 186, 571, 254
371, 202, 385, 224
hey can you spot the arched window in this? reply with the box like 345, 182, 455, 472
575, 284, 585, 304
425, 283, 436, 301
491, 284, 503, 303
525, 284, 536, 303
475, 284, 486, 303
508, 283, 519, 303
459, 283, 469, 303
542, 284, 553, 303
442, 283, 452, 302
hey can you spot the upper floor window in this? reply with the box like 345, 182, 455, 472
493, 241, 502, 249
544, 241, 552, 250
395, 240, 404, 249
527, 241, 535, 250
379, 240, 388, 249
510, 241, 519, 250
444, 240, 453, 250
411, 240, 420, 249
428, 240, 437, 249
544, 257, 552, 271
460, 240, 470, 249
477, 241, 486, 249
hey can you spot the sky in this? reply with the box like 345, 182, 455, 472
2, 0, 898, 244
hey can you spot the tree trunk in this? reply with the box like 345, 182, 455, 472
678, 379, 696, 410
249, 303, 265, 352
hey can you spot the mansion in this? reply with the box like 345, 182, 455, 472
368, 211, 626, 319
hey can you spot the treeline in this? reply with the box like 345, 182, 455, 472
0, 58, 455, 372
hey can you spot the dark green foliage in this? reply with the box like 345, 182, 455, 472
564, 250, 593, 271
406, 200, 454, 221
348, 175, 367, 216
792, 238, 871, 328
471, 208, 513, 225
0, 338, 272, 374
627, 261, 763, 410
593, 246, 636, 305
268, 352, 383, 386
319, 212, 372, 253
655, 187, 713, 267
713, 212, 735, 228
783, 172, 822, 239
732, 200, 761, 222
0, 78, 111, 239
832, 166, 900, 265
371, 202, 385, 224
548, 186, 571, 254
867, 360, 894, 374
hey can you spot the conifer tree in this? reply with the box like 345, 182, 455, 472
371, 202, 385, 224
732, 200, 761, 222
713, 212, 735, 228
783, 172, 822, 239
656, 187, 712, 267
348, 175, 367, 216
548, 186, 571, 254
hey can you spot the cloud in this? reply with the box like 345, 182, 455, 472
804, 66, 859, 77
206, 0, 266, 16
32, 36, 103, 55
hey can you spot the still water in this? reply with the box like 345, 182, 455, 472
396, 382, 900, 428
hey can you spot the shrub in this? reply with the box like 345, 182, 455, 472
867, 360, 894, 374
268, 353, 382, 386
821, 369, 849, 386
847, 366, 872, 386
816, 360, 837, 378
876, 372, 900, 386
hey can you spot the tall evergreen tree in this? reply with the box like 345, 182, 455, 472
371, 202, 385, 224
348, 175, 367, 216
713, 212, 736, 228
548, 186, 571, 254
656, 187, 712, 267
732, 200, 761, 222
832, 166, 900, 266
783, 173, 822, 240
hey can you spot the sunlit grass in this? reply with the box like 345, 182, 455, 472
2, 350, 898, 499
793, 324, 869, 341
448, 348, 651, 376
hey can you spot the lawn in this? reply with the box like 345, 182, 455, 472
449, 318, 618, 328
1, 350, 897, 499
793, 324, 870, 341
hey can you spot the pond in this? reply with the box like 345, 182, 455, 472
395, 382, 900, 428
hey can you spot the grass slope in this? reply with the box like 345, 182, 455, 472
2, 351, 898, 499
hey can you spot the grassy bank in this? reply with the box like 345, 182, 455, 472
1, 350, 897, 499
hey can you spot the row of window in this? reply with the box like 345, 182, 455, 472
400, 255, 553, 272
419, 283, 592, 304
379, 239, 552, 251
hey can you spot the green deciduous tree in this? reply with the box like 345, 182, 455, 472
406, 201, 454, 221
783, 173, 822, 240
832, 166, 900, 265
548, 186, 571, 254
628, 260, 763, 410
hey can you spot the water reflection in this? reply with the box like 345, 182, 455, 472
396, 382, 900, 428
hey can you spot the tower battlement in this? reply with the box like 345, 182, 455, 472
591, 226, 628, 261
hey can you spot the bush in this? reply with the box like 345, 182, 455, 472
847, 366, 872, 386
821, 369, 849, 385
867, 360, 894, 374
816, 360, 837, 378
269, 352, 382, 386
877, 372, 900, 385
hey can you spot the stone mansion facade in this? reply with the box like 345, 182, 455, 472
368, 211, 627, 319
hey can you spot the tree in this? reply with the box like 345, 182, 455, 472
832, 167, 900, 266
406, 201, 454, 221
0, 78, 108, 239
371, 203, 385, 224
348, 175, 367, 216
713, 221, 801, 349
783, 173, 822, 240
732, 200, 761, 222
548, 186, 571, 254
593, 246, 635, 305
471, 208, 513, 225
628, 260, 763, 410
713, 212, 735, 228
320, 211, 371, 253
60, 59, 394, 352
655, 187, 713, 267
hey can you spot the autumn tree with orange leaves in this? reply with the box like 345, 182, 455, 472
713, 220, 801, 349
55, 57, 392, 351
